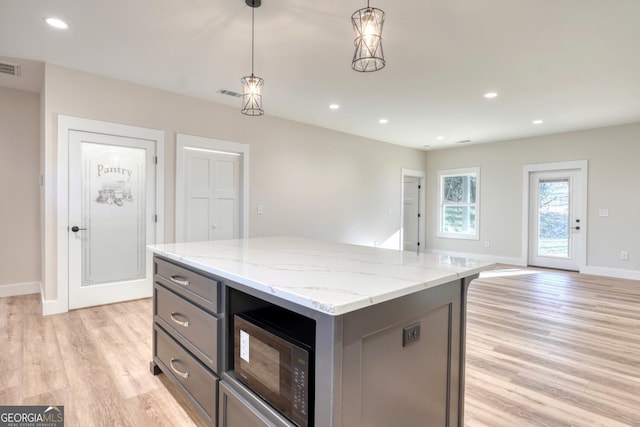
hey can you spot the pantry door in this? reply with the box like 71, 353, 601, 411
65, 123, 161, 310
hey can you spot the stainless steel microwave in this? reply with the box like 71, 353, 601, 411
234, 307, 315, 427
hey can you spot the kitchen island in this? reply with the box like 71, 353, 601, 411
148, 237, 494, 427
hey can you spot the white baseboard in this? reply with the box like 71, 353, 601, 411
0, 282, 41, 298
428, 249, 640, 281
581, 266, 640, 281
426, 249, 525, 267
40, 284, 68, 316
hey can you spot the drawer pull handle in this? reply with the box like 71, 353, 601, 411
170, 312, 190, 328
170, 358, 189, 379
170, 275, 189, 287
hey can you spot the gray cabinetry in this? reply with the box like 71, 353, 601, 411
151, 256, 222, 426
218, 376, 296, 427
150, 249, 478, 427
219, 381, 271, 427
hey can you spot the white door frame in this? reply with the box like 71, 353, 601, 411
56, 115, 165, 313
175, 133, 250, 242
400, 168, 426, 252
521, 160, 587, 270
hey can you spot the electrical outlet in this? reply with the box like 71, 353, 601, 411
257, 205, 264, 215
620, 251, 629, 260
402, 322, 421, 347
484, 241, 490, 248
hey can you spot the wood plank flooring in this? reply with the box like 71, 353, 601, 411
0, 267, 638, 426
465, 267, 640, 427
0, 295, 205, 427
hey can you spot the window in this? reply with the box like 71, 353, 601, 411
438, 167, 480, 239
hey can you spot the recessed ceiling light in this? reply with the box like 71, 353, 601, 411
379, 119, 388, 124
436, 136, 444, 141
532, 119, 543, 125
329, 104, 340, 110
45, 17, 68, 29
483, 92, 498, 99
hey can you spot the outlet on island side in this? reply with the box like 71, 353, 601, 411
402, 322, 421, 347
620, 251, 629, 260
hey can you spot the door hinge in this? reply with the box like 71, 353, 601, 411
154, 156, 158, 165
418, 185, 421, 189
418, 213, 421, 218
417, 242, 421, 246
154, 214, 158, 223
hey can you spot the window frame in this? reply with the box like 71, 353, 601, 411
437, 167, 480, 240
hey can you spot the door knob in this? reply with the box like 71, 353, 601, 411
571, 226, 581, 230
71, 226, 87, 232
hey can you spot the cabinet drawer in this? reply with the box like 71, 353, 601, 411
154, 326, 218, 420
154, 283, 218, 371
219, 381, 272, 427
154, 257, 220, 312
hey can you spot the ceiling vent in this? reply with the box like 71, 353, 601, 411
0, 62, 20, 76
217, 89, 242, 98
456, 139, 471, 144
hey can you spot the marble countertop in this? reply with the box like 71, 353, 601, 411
148, 237, 495, 316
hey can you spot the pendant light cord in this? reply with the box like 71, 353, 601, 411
251, 6, 255, 76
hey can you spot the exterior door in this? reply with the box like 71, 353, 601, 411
68, 130, 156, 309
182, 148, 240, 242
528, 170, 582, 270
403, 176, 421, 252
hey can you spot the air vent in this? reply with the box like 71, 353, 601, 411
0, 62, 20, 76
217, 89, 242, 98
456, 139, 471, 144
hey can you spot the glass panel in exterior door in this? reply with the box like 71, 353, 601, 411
81, 142, 147, 286
537, 178, 570, 258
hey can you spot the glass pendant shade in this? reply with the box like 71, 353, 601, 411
241, 74, 264, 116
351, 5, 385, 72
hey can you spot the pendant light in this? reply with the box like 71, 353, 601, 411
351, 0, 386, 72
241, 0, 264, 116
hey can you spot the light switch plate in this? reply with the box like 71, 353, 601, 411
599, 209, 609, 217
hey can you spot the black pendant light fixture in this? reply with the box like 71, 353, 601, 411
351, 0, 386, 72
241, 0, 264, 116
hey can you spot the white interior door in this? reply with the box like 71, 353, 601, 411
528, 169, 582, 270
183, 148, 240, 242
403, 176, 420, 252
68, 130, 156, 309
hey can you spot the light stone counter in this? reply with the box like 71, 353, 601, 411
148, 236, 495, 316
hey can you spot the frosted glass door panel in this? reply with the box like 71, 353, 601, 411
68, 127, 157, 310
81, 143, 147, 286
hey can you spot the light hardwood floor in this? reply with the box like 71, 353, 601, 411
465, 267, 640, 427
0, 295, 206, 427
0, 267, 638, 426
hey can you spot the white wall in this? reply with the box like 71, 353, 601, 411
41, 64, 427, 306
0, 87, 41, 294
425, 123, 640, 278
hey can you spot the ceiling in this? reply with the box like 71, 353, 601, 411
1, 0, 639, 150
